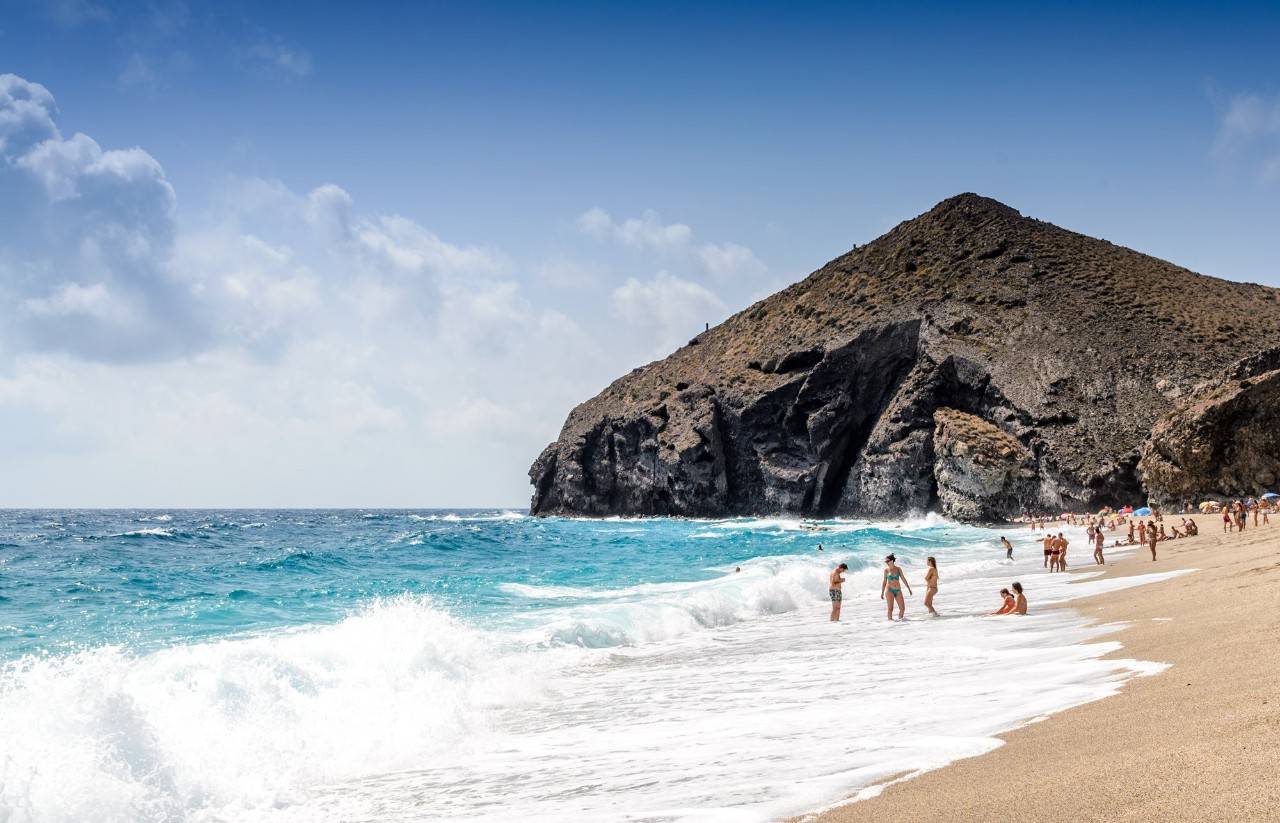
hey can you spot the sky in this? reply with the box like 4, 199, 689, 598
1, 0, 1279, 507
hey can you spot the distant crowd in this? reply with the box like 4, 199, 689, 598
825, 496, 1274, 624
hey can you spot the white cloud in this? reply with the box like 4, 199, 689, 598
611, 271, 727, 357
1212, 92, 1280, 183
576, 207, 693, 250
0, 74, 59, 157
0, 72, 762, 505
696, 241, 766, 279
577, 205, 766, 281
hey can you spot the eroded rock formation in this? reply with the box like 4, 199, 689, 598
531, 194, 1280, 521
1140, 348, 1280, 505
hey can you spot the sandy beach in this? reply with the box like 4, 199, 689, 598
798, 513, 1280, 822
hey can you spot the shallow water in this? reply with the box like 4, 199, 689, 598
0, 510, 1174, 821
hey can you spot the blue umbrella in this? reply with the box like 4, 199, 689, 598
1262, 492, 1280, 500
1132, 506, 1153, 516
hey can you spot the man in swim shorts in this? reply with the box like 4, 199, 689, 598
829, 562, 848, 622
1042, 533, 1054, 568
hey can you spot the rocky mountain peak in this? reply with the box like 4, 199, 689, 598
531, 195, 1280, 520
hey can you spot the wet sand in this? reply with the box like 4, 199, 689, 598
797, 512, 1280, 823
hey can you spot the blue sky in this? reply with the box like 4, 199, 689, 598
2, 1, 1279, 506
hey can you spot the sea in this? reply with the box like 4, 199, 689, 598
0, 509, 1184, 822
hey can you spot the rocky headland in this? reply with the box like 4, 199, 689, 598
530, 194, 1280, 521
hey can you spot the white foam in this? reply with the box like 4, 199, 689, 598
110, 527, 176, 538
0, 526, 1186, 823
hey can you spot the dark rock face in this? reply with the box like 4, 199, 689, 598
532, 194, 1280, 521
1140, 350, 1280, 504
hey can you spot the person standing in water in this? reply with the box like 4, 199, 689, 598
828, 563, 848, 622
991, 587, 1015, 615
1000, 536, 1014, 560
923, 557, 939, 615
1056, 532, 1069, 570
1093, 527, 1106, 565
880, 554, 913, 620
1042, 533, 1054, 568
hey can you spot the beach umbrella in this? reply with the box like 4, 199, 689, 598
1132, 506, 1153, 516
1262, 492, 1280, 500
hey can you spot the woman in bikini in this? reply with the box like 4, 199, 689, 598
923, 556, 939, 616
880, 553, 913, 620
991, 588, 1015, 615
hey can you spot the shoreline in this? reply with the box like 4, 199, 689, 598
793, 512, 1280, 822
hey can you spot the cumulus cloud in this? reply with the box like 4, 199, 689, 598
1212, 92, 1280, 183
0, 72, 759, 504
611, 271, 727, 356
0, 73, 193, 360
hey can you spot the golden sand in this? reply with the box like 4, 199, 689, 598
798, 512, 1280, 823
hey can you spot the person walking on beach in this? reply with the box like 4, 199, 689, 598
1147, 521, 1159, 561
1093, 527, 1106, 565
1138, 520, 1148, 543
1001, 536, 1014, 560
880, 554, 912, 620
1127, 520, 1135, 544
924, 556, 939, 615
991, 587, 1015, 615
1012, 581, 1027, 614
828, 563, 848, 622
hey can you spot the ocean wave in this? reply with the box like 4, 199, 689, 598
503, 553, 877, 648
108, 527, 180, 539
0, 595, 568, 823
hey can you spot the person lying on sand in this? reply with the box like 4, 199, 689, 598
1012, 581, 1027, 614
991, 588, 1015, 615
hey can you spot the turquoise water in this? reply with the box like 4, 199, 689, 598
0, 509, 1169, 823
0, 508, 950, 660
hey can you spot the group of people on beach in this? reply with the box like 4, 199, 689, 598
827, 553, 1025, 622
827, 497, 1274, 624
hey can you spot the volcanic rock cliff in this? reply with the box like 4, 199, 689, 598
530, 194, 1280, 521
